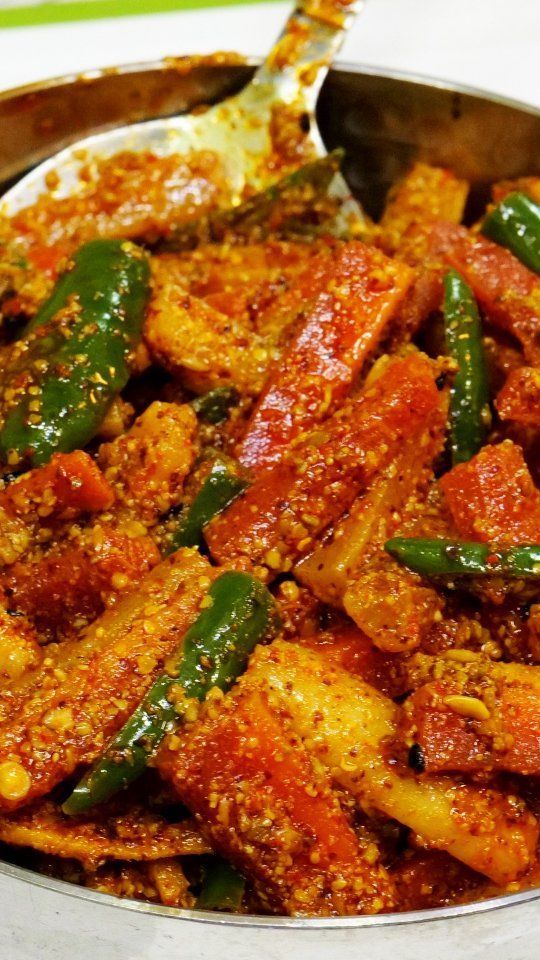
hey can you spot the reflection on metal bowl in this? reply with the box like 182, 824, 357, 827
0, 59, 539, 960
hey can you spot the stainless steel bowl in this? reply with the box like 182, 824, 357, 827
1, 59, 539, 960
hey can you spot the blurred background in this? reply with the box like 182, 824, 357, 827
0, 0, 538, 105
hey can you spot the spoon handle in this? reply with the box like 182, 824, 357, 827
252, 0, 364, 113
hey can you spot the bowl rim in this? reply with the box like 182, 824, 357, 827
0, 55, 538, 929
0, 55, 539, 119
2, 855, 540, 928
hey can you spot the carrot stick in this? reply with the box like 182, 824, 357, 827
158, 685, 395, 916
238, 242, 414, 471
207, 352, 445, 575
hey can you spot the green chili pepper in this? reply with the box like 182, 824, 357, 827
191, 386, 240, 425
0, 239, 149, 469
196, 859, 246, 912
443, 269, 490, 465
165, 458, 249, 554
62, 571, 279, 815
482, 191, 540, 275
159, 152, 345, 252
385, 537, 540, 579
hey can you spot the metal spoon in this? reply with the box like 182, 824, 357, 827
1, 0, 364, 218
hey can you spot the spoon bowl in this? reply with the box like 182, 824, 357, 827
1, 1, 363, 218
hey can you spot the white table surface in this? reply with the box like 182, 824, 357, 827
0, 0, 538, 108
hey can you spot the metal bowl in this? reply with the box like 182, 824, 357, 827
0, 59, 539, 960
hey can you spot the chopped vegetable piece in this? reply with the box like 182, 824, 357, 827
403, 653, 540, 775
97, 402, 198, 526
443, 269, 490, 464
0, 451, 114, 570
246, 641, 538, 885
496, 366, 540, 426
63, 572, 278, 814
344, 555, 444, 653
8, 151, 230, 254
380, 162, 469, 252
145, 261, 269, 396
2, 524, 159, 638
440, 441, 540, 545
0, 239, 150, 469
0, 451, 113, 520
166, 459, 249, 554
154, 239, 325, 348
482, 192, 540, 275
196, 859, 246, 912
158, 684, 395, 916
146, 858, 194, 908
237, 241, 414, 470
0, 798, 210, 870
0, 549, 217, 810
385, 537, 540, 578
